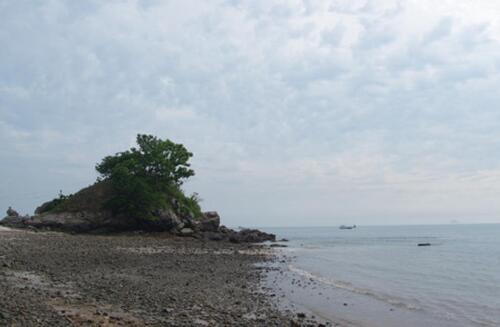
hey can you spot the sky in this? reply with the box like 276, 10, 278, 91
2, 0, 500, 227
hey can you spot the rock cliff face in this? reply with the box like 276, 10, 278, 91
0, 182, 276, 243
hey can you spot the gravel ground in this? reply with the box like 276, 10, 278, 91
0, 228, 323, 326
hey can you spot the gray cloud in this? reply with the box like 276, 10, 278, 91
2, 1, 500, 226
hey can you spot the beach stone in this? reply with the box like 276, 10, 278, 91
243, 313, 257, 320
179, 228, 194, 236
193, 318, 209, 326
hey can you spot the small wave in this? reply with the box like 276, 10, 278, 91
287, 265, 423, 311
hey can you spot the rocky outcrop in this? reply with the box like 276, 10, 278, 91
1, 207, 26, 228
142, 209, 185, 232
1, 215, 28, 228
199, 226, 276, 243
25, 210, 124, 233
191, 211, 220, 232
1, 209, 139, 233
6, 207, 19, 217
228, 228, 276, 243
0, 184, 275, 242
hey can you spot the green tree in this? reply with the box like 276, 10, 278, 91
96, 134, 200, 220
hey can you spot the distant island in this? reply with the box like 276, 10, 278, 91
1, 134, 274, 243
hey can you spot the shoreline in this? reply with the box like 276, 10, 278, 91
263, 247, 466, 327
0, 228, 324, 326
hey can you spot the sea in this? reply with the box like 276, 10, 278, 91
261, 224, 500, 327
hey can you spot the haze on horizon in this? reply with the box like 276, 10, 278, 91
2, 0, 500, 227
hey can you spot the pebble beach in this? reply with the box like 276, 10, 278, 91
0, 228, 326, 326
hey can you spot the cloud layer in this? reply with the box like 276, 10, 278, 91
2, 0, 500, 226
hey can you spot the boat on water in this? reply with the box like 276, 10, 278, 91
339, 224, 356, 230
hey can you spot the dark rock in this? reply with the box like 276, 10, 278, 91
270, 244, 288, 248
418, 243, 431, 247
0, 215, 28, 228
229, 229, 276, 243
192, 211, 220, 232
203, 232, 226, 241
297, 312, 306, 318
1, 184, 274, 243
6, 207, 19, 217
24, 211, 119, 233
146, 209, 184, 231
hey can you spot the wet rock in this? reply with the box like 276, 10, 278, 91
229, 229, 276, 243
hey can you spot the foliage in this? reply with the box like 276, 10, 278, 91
37, 192, 72, 214
95, 134, 199, 220
165, 186, 202, 219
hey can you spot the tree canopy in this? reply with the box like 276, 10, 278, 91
95, 134, 200, 220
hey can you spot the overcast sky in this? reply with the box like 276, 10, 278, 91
2, 0, 500, 226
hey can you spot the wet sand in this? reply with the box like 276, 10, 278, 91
263, 250, 460, 327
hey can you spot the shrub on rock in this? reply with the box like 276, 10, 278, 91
95, 134, 201, 222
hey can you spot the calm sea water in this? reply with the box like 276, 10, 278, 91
262, 225, 500, 327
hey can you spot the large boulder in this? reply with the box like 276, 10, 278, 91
192, 211, 220, 232
142, 209, 185, 231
